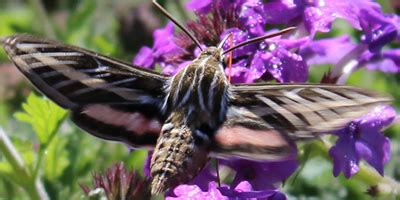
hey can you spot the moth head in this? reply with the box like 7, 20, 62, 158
199, 47, 223, 62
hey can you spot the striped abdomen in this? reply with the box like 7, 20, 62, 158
150, 111, 210, 194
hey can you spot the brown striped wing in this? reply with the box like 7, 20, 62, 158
211, 83, 391, 161
229, 83, 391, 140
3, 34, 168, 147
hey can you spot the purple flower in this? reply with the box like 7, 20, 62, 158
219, 181, 280, 199
300, 35, 400, 82
152, 22, 186, 59
260, 44, 308, 83
238, 0, 266, 36
145, 151, 295, 199
219, 158, 298, 199
300, 35, 356, 66
329, 106, 395, 178
359, 10, 399, 53
360, 49, 400, 73
133, 46, 155, 69
225, 159, 298, 191
167, 181, 226, 200
164, 159, 297, 199
264, 0, 382, 36
219, 28, 308, 83
168, 180, 285, 200
133, 22, 188, 74
221, 28, 254, 58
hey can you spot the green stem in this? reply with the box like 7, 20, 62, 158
27, 0, 56, 38
33, 145, 46, 180
0, 128, 49, 200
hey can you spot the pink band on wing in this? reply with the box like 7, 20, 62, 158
215, 126, 289, 148
82, 104, 162, 135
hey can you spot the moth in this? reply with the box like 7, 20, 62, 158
0, 4, 392, 195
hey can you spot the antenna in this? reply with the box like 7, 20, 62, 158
218, 33, 231, 49
222, 27, 296, 55
152, 0, 203, 50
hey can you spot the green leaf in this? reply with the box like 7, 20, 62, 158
14, 93, 67, 145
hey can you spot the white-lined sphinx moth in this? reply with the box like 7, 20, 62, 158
1, 33, 392, 194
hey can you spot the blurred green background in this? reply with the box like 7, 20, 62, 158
0, 0, 399, 199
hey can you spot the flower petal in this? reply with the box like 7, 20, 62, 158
186, 0, 213, 14
133, 46, 155, 69
261, 46, 308, 83
167, 181, 227, 200
239, 0, 266, 36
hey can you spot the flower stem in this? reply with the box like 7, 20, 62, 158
0, 128, 49, 200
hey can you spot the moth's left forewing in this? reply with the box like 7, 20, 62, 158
2, 34, 169, 147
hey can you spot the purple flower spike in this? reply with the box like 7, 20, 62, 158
329, 105, 395, 178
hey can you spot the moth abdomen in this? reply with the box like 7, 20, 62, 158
150, 112, 210, 194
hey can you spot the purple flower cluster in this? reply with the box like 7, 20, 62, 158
133, 0, 398, 198
329, 105, 395, 178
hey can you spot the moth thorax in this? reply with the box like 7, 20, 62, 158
150, 112, 210, 194
198, 47, 223, 61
